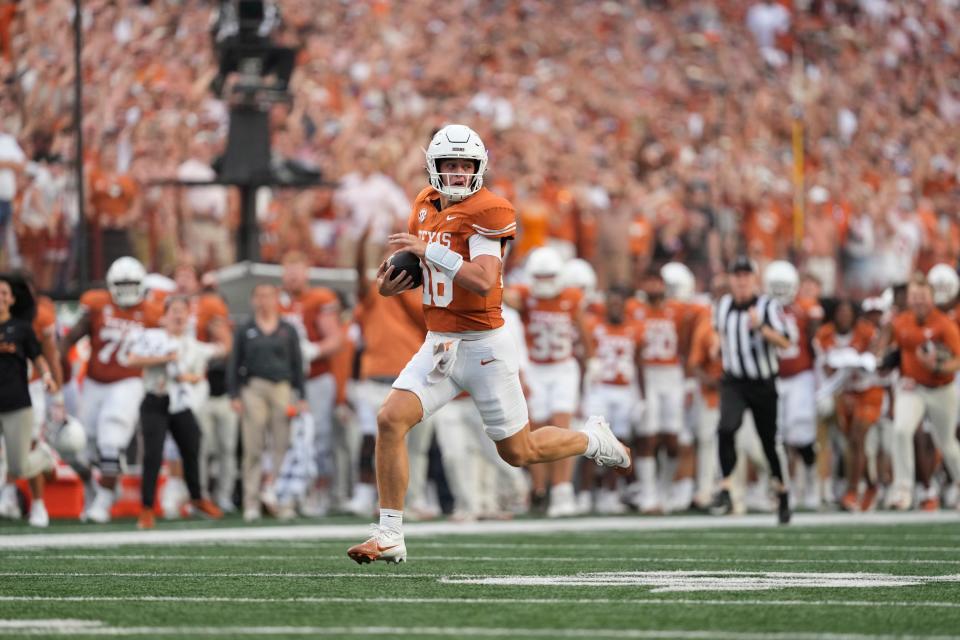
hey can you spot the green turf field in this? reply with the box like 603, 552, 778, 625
1, 514, 959, 639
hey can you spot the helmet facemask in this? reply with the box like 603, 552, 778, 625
431, 157, 483, 202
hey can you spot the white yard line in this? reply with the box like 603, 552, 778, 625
0, 622, 955, 640
5, 554, 960, 566
0, 572, 432, 578
0, 595, 958, 609
0, 511, 957, 550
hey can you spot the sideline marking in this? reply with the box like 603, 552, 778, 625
440, 570, 960, 593
5, 554, 960, 566
0, 595, 959, 609
0, 512, 957, 549
0, 623, 955, 639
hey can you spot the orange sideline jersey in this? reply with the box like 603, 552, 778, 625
29, 296, 57, 382
778, 297, 823, 377
356, 287, 426, 380
514, 285, 583, 365
80, 289, 162, 384
891, 309, 960, 387
280, 287, 340, 378
634, 301, 685, 367
586, 317, 641, 385
815, 319, 881, 392
688, 319, 723, 408
409, 186, 516, 332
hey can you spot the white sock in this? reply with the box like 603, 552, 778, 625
637, 457, 656, 497
379, 508, 403, 535
584, 431, 600, 458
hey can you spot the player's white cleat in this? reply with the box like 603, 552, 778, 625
0, 484, 21, 519
596, 489, 627, 515
583, 416, 631, 469
28, 500, 49, 528
347, 525, 407, 565
83, 486, 114, 524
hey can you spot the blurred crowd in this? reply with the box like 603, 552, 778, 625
3, 0, 960, 296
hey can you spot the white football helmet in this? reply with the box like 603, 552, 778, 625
661, 262, 696, 301
763, 260, 799, 305
54, 415, 87, 457
928, 263, 960, 306
425, 124, 488, 202
526, 247, 565, 299
106, 256, 147, 307
560, 259, 598, 299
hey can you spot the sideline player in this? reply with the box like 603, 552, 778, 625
60, 257, 163, 522
506, 247, 591, 517
347, 124, 629, 563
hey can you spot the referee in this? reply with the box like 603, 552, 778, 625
711, 256, 793, 524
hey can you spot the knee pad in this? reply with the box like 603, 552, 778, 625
98, 452, 122, 476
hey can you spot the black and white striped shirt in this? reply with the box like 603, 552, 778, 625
713, 294, 789, 382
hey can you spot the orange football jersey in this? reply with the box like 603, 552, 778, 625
280, 287, 341, 378
29, 296, 57, 382
634, 301, 685, 367
587, 317, 641, 385
778, 298, 823, 377
80, 289, 163, 383
409, 186, 516, 333
356, 287, 426, 380
688, 319, 723, 408
891, 308, 960, 387
515, 285, 583, 364
815, 319, 880, 391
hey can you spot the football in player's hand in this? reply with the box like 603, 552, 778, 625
386, 250, 423, 288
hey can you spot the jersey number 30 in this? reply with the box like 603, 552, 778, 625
422, 264, 454, 308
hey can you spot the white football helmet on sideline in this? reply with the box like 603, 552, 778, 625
928, 263, 960, 307
106, 257, 147, 307
425, 124, 488, 202
561, 258, 598, 299
54, 415, 87, 457
661, 262, 695, 301
526, 247, 565, 299
763, 260, 799, 306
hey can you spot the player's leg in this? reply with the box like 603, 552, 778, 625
348, 334, 461, 564
168, 408, 220, 519
657, 382, 683, 513
86, 379, 144, 523
304, 373, 335, 514
695, 400, 719, 509
240, 381, 270, 521
633, 385, 660, 513
889, 383, 924, 509
545, 360, 581, 517
742, 381, 791, 524
137, 394, 168, 528
713, 379, 749, 514
524, 363, 552, 510
923, 384, 960, 505
211, 395, 239, 511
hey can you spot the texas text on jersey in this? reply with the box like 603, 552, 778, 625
408, 185, 516, 333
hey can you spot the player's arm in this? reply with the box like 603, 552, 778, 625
60, 311, 91, 353
920, 322, 960, 375
31, 355, 59, 393
39, 327, 63, 389
389, 232, 501, 297
573, 306, 593, 360
312, 306, 343, 361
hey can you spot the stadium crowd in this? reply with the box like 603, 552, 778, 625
3, 0, 960, 528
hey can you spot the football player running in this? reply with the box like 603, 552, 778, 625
506, 247, 592, 517
61, 257, 162, 522
347, 125, 630, 564
881, 273, 960, 510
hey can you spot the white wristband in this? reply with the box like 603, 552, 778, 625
425, 242, 464, 280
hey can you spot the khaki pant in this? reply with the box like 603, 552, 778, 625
196, 394, 240, 505
892, 381, 960, 500
0, 407, 49, 478
240, 378, 292, 511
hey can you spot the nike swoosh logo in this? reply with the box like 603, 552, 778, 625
377, 544, 399, 552
446, 215, 457, 221
480, 358, 495, 366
